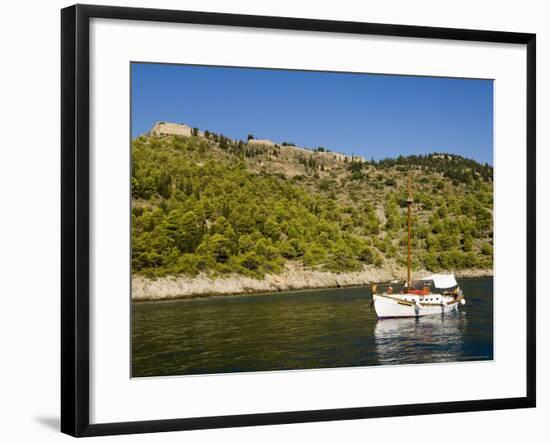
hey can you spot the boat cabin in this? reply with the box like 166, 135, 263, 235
403, 273, 460, 296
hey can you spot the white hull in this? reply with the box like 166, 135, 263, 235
373, 293, 462, 318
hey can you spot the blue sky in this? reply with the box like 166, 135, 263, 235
131, 63, 493, 165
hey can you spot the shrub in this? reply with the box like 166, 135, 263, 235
481, 243, 493, 256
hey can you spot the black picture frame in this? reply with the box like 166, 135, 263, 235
61, 4, 536, 437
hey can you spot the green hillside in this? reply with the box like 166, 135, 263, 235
131, 131, 493, 279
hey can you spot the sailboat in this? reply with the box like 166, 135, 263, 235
372, 176, 466, 318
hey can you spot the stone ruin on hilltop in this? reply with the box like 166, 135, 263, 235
247, 139, 275, 147
150, 121, 193, 137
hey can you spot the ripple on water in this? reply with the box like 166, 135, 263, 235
132, 278, 493, 377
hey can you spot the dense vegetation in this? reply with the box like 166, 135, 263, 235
375, 153, 493, 185
132, 132, 493, 279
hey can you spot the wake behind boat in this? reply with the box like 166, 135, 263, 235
372, 176, 466, 318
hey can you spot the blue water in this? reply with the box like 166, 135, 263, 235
132, 277, 493, 377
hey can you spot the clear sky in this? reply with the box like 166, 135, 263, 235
131, 63, 493, 165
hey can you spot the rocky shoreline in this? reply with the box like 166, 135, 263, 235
132, 264, 493, 302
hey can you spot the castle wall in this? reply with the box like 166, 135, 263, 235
247, 139, 275, 147
151, 122, 192, 137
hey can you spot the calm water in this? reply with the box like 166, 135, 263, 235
132, 278, 493, 377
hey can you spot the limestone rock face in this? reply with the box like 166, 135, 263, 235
151, 121, 192, 137
131, 260, 493, 301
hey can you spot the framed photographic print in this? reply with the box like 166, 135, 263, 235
61, 4, 536, 437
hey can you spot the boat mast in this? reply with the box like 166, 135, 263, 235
407, 174, 413, 293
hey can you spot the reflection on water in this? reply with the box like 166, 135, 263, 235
132, 278, 493, 377
374, 312, 468, 365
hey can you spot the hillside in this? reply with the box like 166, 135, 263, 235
131, 127, 493, 287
